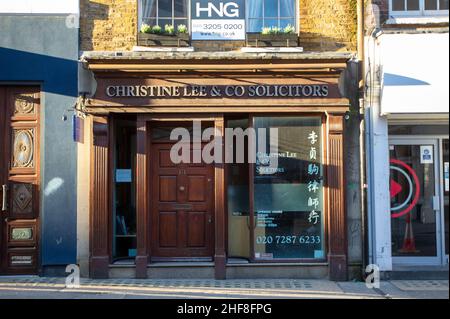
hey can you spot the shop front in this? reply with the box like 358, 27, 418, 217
80, 53, 353, 280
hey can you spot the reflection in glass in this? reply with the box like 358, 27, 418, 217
407, 0, 420, 10
392, 0, 406, 11
113, 119, 137, 260
390, 144, 437, 257
253, 117, 324, 260
247, 0, 296, 32
425, 0, 438, 10
227, 118, 251, 259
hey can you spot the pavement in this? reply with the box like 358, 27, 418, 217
0, 277, 448, 299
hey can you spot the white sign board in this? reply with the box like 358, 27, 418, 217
420, 145, 434, 164
191, 0, 246, 41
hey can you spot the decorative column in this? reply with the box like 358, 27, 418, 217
90, 116, 111, 279
135, 118, 149, 278
214, 116, 226, 280
327, 114, 348, 281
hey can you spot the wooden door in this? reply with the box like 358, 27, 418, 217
0, 87, 40, 275
151, 142, 215, 260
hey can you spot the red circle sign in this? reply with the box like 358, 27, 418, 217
390, 159, 421, 218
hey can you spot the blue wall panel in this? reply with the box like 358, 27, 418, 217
0, 16, 78, 267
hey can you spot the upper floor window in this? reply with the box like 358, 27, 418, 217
390, 0, 449, 16
140, 0, 188, 29
247, 0, 297, 33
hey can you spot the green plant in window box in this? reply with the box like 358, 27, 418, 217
138, 23, 190, 47
177, 24, 188, 34
165, 24, 175, 35
247, 25, 299, 48
140, 23, 152, 34
150, 25, 162, 34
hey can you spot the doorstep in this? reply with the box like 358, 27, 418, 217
382, 265, 449, 280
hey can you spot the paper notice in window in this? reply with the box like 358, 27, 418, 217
116, 169, 132, 183
445, 162, 449, 192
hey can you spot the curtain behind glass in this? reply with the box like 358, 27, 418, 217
280, 0, 295, 17
247, 0, 263, 32
141, 0, 156, 25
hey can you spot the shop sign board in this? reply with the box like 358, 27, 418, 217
191, 0, 246, 41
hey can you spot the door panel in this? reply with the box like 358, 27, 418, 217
0, 87, 40, 275
151, 141, 214, 260
390, 140, 441, 264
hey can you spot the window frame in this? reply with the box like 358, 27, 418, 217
245, 0, 299, 34
138, 0, 189, 31
389, 0, 449, 17
138, 0, 300, 35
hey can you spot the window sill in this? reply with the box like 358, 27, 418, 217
133, 46, 195, 52
386, 16, 449, 25
241, 47, 304, 53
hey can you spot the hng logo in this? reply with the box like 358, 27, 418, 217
196, 2, 240, 18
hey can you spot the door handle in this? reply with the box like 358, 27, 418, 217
2, 184, 8, 212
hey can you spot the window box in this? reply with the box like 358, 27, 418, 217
137, 33, 190, 47
246, 33, 299, 48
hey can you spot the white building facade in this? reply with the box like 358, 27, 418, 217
365, 0, 449, 273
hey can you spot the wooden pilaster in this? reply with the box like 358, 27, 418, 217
214, 116, 226, 280
136, 118, 149, 278
327, 114, 348, 281
90, 116, 111, 279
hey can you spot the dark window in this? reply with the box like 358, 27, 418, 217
140, 0, 188, 29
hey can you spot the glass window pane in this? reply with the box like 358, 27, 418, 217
425, 0, 438, 10
174, 19, 188, 29
392, 0, 406, 11
440, 0, 449, 9
174, 0, 187, 17
407, 0, 420, 10
264, 19, 279, 29
158, 0, 173, 18
158, 19, 173, 28
113, 119, 137, 260
227, 118, 251, 259
142, 18, 157, 27
253, 117, 325, 260
390, 144, 438, 257
280, 0, 295, 17
141, 0, 157, 18
280, 19, 296, 30
248, 19, 264, 32
264, 0, 278, 18
247, 0, 263, 18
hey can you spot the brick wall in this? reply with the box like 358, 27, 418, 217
80, 0, 137, 51
80, 0, 357, 52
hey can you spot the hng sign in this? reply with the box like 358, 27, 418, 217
191, 0, 246, 41
195, 2, 241, 18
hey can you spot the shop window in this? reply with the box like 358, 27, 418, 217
139, 0, 188, 29
390, 0, 449, 16
227, 116, 325, 261
246, 0, 297, 33
253, 117, 325, 260
113, 119, 137, 261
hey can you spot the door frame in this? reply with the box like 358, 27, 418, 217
389, 136, 445, 266
135, 114, 226, 278
149, 136, 215, 261
438, 137, 449, 265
